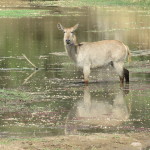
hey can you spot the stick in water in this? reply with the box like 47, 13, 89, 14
23, 70, 38, 85
22, 54, 38, 70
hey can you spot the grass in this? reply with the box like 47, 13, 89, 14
30, 0, 150, 8
0, 9, 49, 18
0, 9, 84, 18
1, 1, 150, 18
0, 137, 42, 145
79, 0, 150, 6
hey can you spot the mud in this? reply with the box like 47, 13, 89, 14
0, 132, 150, 150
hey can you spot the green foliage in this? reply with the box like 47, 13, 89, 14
31, 0, 150, 7
0, 9, 49, 18
75, 0, 150, 7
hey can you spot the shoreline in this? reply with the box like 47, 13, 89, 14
0, 0, 150, 9
0, 132, 150, 150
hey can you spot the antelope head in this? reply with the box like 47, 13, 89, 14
57, 23, 79, 45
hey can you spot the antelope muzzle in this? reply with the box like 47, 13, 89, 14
66, 39, 71, 45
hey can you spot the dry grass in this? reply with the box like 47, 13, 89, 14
0, 0, 29, 7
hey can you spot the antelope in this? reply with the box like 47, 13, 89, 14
57, 23, 131, 85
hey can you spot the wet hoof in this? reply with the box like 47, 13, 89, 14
119, 76, 124, 83
124, 68, 129, 83
84, 80, 89, 84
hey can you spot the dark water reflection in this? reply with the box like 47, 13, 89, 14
0, 6, 150, 137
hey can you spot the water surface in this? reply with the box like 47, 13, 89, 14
0, 6, 150, 137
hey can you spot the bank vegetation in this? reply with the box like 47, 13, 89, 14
30, 0, 150, 7
1, 0, 150, 8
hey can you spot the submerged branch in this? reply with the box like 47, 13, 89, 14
23, 70, 38, 85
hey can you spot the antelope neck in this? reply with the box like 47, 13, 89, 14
65, 43, 78, 62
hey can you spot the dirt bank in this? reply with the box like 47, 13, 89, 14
0, 132, 149, 150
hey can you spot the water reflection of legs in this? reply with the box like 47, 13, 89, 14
65, 83, 130, 135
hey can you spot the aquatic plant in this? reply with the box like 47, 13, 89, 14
0, 89, 32, 101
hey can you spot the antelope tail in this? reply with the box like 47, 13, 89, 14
125, 45, 131, 63
127, 47, 131, 63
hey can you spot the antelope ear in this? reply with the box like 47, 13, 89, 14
57, 23, 64, 31
72, 24, 79, 32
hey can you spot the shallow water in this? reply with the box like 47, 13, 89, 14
0, 6, 150, 138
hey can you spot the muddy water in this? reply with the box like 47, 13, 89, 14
0, 7, 150, 137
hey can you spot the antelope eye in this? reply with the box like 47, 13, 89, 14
71, 32, 74, 34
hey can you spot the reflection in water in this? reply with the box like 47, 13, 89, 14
0, 6, 150, 137
23, 70, 38, 85
65, 84, 130, 134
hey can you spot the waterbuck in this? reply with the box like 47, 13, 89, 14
57, 23, 130, 85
